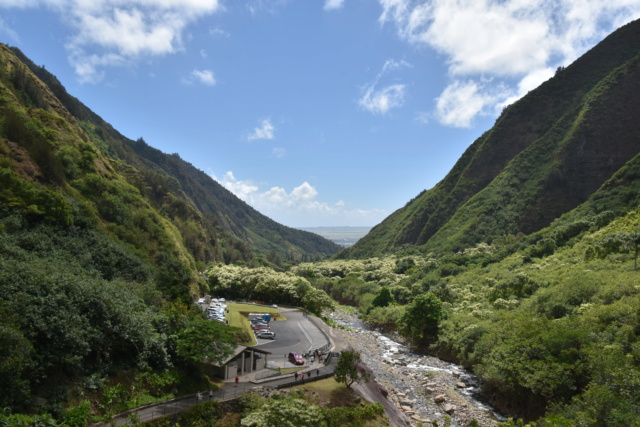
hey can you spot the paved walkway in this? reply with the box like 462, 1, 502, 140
100, 328, 338, 425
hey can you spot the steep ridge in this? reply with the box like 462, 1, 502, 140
0, 43, 340, 292
340, 19, 640, 258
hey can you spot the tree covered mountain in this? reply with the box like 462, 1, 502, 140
340, 19, 640, 259
0, 42, 340, 292
0, 41, 341, 415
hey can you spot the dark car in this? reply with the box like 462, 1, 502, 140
253, 324, 270, 331
251, 319, 268, 327
288, 352, 304, 365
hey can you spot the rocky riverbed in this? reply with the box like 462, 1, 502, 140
327, 310, 504, 427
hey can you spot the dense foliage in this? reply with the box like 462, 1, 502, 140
303, 207, 640, 423
1, 18, 640, 427
0, 210, 246, 422
146, 387, 386, 427
204, 264, 335, 313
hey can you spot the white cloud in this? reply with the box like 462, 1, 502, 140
359, 59, 411, 115
272, 147, 286, 158
0, 0, 223, 82
324, 0, 345, 11
246, 0, 290, 16
435, 80, 506, 128
209, 27, 230, 37
185, 69, 216, 86
213, 171, 386, 226
379, 0, 640, 127
217, 171, 258, 201
0, 15, 19, 42
359, 84, 406, 115
248, 119, 276, 141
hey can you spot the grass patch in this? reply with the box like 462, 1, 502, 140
228, 303, 286, 346
292, 379, 389, 425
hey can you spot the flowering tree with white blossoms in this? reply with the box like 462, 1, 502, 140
204, 264, 334, 312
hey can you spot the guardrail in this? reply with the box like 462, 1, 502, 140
274, 372, 335, 389
303, 312, 332, 353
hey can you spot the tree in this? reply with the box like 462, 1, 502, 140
400, 292, 446, 344
335, 349, 370, 389
625, 228, 640, 270
176, 318, 238, 364
241, 398, 323, 427
371, 287, 393, 309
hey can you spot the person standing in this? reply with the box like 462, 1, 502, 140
209, 390, 213, 400
294, 372, 299, 381
235, 376, 239, 386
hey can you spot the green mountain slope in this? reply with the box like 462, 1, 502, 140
0, 43, 340, 281
340, 19, 640, 259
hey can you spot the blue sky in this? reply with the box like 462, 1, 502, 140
1, 1, 639, 228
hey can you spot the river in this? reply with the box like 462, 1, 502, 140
329, 311, 507, 426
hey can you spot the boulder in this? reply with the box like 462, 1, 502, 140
434, 394, 446, 403
456, 382, 467, 388
443, 403, 456, 414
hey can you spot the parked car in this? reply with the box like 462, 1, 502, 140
253, 324, 270, 331
288, 352, 304, 365
197, 297, 206, 304
256, 331, 276, 340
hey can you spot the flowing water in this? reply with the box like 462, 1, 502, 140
335, 314, 506, 423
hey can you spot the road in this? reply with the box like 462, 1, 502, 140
254, 310, 329, 366
99, 307, 333, 426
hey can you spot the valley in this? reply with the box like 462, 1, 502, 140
0, 16, 640, 427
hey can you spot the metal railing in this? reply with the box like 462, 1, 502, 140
303, 312, 332, 353
274, 372, 335, 389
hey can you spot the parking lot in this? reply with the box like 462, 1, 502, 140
254, 309, 329, 367
196, 298, 329, 368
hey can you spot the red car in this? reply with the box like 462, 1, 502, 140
288, 352, 304, 365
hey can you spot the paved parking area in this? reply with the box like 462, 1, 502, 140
103, 307, 335, 426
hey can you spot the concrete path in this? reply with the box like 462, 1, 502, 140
99, 323, 338, 425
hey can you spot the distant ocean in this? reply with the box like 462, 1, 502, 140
298, 226, 372, 247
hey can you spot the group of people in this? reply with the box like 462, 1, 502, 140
294, 368, 320, 381
301, 349, 324, 364
195, 390, 214, 402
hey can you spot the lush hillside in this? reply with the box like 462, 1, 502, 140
0, 42, 339, 420
340, 19, 640, 259
1, 43, 340, 279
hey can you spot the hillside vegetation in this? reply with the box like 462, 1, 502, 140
340, 19, 640, 259
0, 41, 339, 422
0, 43, 340, 294
2, 17, 640, 427
290, 204, 640, 423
